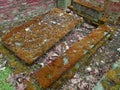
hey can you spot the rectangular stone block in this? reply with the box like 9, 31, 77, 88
2, 8, 81, 64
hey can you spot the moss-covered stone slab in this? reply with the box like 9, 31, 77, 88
2, 8, 81, 64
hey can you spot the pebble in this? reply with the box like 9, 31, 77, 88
15, 42, 22, 46
52, 53, 59, 57
104, 32, 108, 36
86, 67, 92, 72
59, 13, 64, 16
51, 21, 57, 24
39, 63, 44, 68
25, 27, 30, 32
101, 60, 105, 64
38, 22, 41, 25
95, 62, 99, 66
117, 48, 120, 52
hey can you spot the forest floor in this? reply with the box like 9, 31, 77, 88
0, 14, 120, 90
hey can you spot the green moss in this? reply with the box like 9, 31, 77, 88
105, 70, 116, 81
110, 85, 120, 90
105, 68, 120, 85
0, 26, 4, 31
101, 80, 111, 90
0, 65, 14, 90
